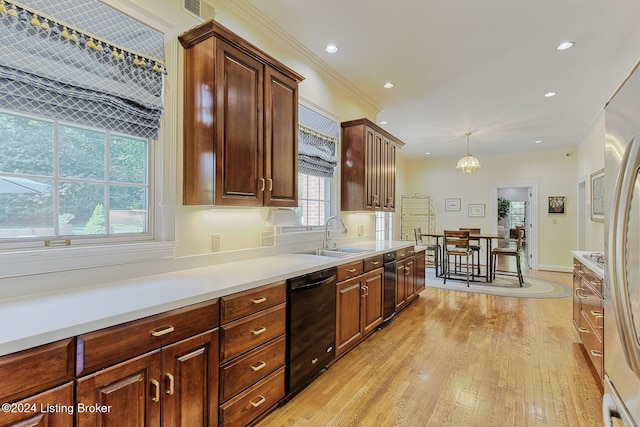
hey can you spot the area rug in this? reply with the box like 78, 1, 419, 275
425, 269, 572, 299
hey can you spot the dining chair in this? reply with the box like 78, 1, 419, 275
491, 227, 525, 286
459, 227, 481, 276
414, 227, 440, 277
443, 230, 474, 286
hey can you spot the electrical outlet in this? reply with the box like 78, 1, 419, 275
211, 234, 220, 252
261, 231, 275, 247
358, 224, 365, 236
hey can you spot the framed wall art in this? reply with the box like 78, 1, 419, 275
468, 204, 485, 217
445, 198, 461, 211
548, 196, 565, 214
590, 168, 604, 222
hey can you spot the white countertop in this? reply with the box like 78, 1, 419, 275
571, 250, 605, 278
0, 240, 414, 357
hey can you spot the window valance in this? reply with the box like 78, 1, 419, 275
0, 0, 165, 139
298, 105, 339, 178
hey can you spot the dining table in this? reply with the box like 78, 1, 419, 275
420, 232, 502, 283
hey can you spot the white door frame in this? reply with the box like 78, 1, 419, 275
492, 183, 539, 270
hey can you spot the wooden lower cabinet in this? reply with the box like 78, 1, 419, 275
396, 256, 416, 311
0, 382, 74, 427
336, 268, 384, 357
76, 330, 219, 427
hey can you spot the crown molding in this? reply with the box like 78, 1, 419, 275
227, 0, 381, 113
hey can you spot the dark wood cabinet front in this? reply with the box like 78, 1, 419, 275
179, 20, 303, 207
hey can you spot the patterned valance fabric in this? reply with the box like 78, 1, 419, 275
298, 105, 339, 178
0, 0, 165, 139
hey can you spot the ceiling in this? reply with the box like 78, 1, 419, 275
238, 0, 640, 158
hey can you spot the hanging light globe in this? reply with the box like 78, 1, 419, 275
456, 132, 481, 174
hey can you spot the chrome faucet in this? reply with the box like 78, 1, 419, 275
323, 216, 347, 249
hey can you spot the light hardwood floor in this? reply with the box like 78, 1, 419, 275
258, 268, 603, 427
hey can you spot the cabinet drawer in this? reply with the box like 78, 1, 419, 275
583, 267, 603, 297
580, 311, 603, 380
220, 303, 286, 363
221, 281, 286, 323
396, 248, 412, 260
0, 382, 74, 426
337, 260, 364, 282
580, 285, 604, 340
219, 367, 285, 427
220, 335, 285, 402
0, 338, 74, 402
363, 255, 384, 272
77, 299, 219, 376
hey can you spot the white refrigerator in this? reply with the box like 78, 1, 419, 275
604, 62, 640, 427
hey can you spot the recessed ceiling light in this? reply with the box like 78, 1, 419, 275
544, 92, 557, 98
379, 120, 388, 125
556, 41, 574, 51
383, 82, 394, 89
325, 44, 339, 54
425, 152, 431, 155
534, 140, 542, 144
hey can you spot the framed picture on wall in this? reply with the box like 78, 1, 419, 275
590, 168, 604, 222
445, 198, 461, 211
548, 196, 565, 214
468, 204, 485, 217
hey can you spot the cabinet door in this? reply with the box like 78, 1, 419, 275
162, 330, 218, 427
362, 269, 384, 336
364, 127, 381, 211
76, 351, 162, 427
0, 382, 73, 427
215, 39, 264, 206
405, 257, 416, 303
395, 260, 407, 311
382, 137, 396, 211
264, 67, 298, 207
336, 276, 364, 356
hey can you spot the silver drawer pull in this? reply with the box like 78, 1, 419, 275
250, 395, 266, 408
578, 327, 589, 333
151, 326, 175, 337
250, 361, 267, 371
347, 268, 357, 273
251, 326, 267, 335
311, 358, 319, 364
591, 310, 603, 317
251, 297, 267, 304
591, 349, 603, 358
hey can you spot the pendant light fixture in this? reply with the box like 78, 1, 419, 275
456, 132, 481, 174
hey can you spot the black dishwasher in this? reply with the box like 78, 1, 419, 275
286, 266, 337, 397
379, 251, 397, 328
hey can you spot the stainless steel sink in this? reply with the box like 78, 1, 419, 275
296, 247, 371, 257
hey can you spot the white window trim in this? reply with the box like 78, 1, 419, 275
0, 2, 179, 278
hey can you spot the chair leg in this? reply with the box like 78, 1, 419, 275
516, 254, 523, 286
443, 254, 448, 284
466, 254, 470, 287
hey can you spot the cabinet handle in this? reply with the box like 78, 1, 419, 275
312, 358, 319, 364
250, 395, 266, 408
370, 261, 380, 265
592, 310, 604, 328
405, 267, 410, 275
251, 297, 267, 304
250, 361, 267, 371
578, 327, 589, 334
267, 178, 273, 191
399, 253, 405, 257
151, 379, 160, 402
151, 326, 175, 337
166, 373, 174, 395
591, 310, 603, 316
364, 285, 369, 296
251, 326, 267, 335
590, 349, 603, 358
258, 178, 266, 192
347, 268, 357, 273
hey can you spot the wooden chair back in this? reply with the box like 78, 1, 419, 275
444, 230, 470, 251
459, 227, 481, 246
515, 227, 525, 250
414, 227, 423, 245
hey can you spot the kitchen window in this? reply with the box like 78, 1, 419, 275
0, 109, 151, 248
295, 173, 332, 227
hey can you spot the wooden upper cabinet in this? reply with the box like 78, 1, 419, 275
341, 118, 403, 212
179, 20, 304, 206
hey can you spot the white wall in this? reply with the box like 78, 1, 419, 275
400, 147, 578, 270
575, 112, 606, 252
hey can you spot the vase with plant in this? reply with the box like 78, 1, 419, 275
497, 196, 510, 225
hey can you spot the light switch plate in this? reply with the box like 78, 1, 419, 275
261, 231, 275, 246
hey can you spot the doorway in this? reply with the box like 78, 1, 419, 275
493, 184, 538, 270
